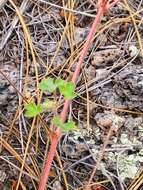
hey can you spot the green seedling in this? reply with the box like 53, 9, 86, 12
25, 78, 76, 130
24, 76, 77, 190
39, 77, 76, 100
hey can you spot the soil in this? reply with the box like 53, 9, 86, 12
0, 0, 143, 190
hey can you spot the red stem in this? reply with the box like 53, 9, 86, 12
38, 135, 59, 190
71, 8, 103, 84
38, 8, 103, 190
38, 1, 119, 189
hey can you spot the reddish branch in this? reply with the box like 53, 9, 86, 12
38, 1, 119, 190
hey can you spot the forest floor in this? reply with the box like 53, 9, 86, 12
0, 0, 143, 190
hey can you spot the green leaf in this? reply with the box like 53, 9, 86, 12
58, 82, 76, 100
42, 99, 57, 110
52, 116, 63, 127
52, 116, 76, 132
39, 78, 57, 93
25, 102, 43, 118
62, 121, 76, 132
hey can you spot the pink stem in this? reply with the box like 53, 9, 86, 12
71, 8, 103, 83
38, 135, 59, 190
60, 100, 71, 122
60, 7, 103, 123
38, 1, 119, 188
38, 8, 103, 190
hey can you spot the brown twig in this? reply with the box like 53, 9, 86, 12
85, 125, 117, 189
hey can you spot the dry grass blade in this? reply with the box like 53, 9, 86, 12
123, 0, 143, 56
128, 170, 143, 190
3, 2, 42, 188
79, 95, 143, 116
0, 0, 29, 50
86, 126, 115, 188
38, 0, 96, 18
0, 156, 38, 181
15, 118, 37, 190
56, 151, 69, 190
8, 0, 40, 98
0, 0, 7, 9
0, 137, 36, 178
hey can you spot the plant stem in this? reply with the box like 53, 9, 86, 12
38, 134, 59, 190
38, 1, 119, 189
71, 8, 103, 83
38, 8, 103, 190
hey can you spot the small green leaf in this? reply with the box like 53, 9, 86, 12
58, 82, 76, 100
62, 121, 76, 132
52, 116, 76, 132
52, 116, 63, 127
39, 78, 57, 92
25, 102, 43, 118
42, 99, 57, 110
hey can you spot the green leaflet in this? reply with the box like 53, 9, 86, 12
62, 121, 76, 132
40, 77, 76, 100
39, 78, 57, 93
24, 102, 43, 118
55, 79, 76, 100
52, 116, 76, 132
